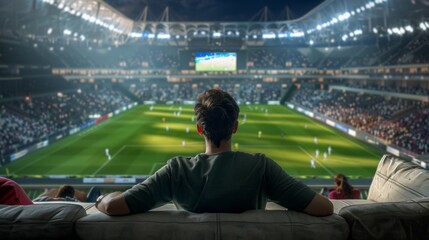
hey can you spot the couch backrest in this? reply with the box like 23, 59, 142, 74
76, 209, 349, 240
368, 154, 429, 202
0, 203, 86, 240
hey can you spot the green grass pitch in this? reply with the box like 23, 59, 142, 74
1, 104, 383, 179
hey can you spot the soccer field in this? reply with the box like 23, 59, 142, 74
2, 104, 383, 179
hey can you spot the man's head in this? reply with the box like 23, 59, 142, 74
194, 89, 240, 148
56, 185, 75, 198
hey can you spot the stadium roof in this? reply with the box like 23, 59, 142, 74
0, 0, 428, 46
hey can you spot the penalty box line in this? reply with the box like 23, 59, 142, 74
91, 143, 202, 176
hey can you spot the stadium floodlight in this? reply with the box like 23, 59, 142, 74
47, 28, 53, 35
278, 33, 287, 38
213, 32, 221, 37
316, 25, 322, 30
342, 35, 348, 41
147, 33, 155, 39
63, 29, 72, 35
129, 32, 142, 38
80, 35, 85, 41
372, 28, 378, 34
309, 40, 314, 45
354, 29, 363, 35
351, 11, 355, 15
58, 3, 64, 9
262, 33, 276, 39
89, 16, 96, 23
420, 22, 427, 31
405, 25, 414, 33
157, 33, 170, 39
290, 31, 304, 37
387, 28, 393, 34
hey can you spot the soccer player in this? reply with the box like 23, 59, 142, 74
96, 89, 333, 217
315, 149, 319, 159
165, 125, 169, 132
323, 152, 328, 161
186, 127, 190, 133
328, 146, 332, 155
258, 130, 262, 139
310, 159, 316, 169
105, 148, 112, 161
182, 140, 186, 147
313, 136, 318, 145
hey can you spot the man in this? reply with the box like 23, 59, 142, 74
96, 89, 333, 216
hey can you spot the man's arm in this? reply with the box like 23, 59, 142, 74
96, 192, 130, 216
303, 193, 333, 217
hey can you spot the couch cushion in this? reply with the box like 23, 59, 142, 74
331, 199, 374, 214
368, 154, 429, 202
219, 210, 348, 240
76, 211, 217, 240
0, 203, 86, 240
76, 209, 348, 240
339, 197, 429, 240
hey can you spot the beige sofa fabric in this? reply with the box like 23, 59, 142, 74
339, 197, 429, 240
0, 203, 86, 240
368, 155, 429, 202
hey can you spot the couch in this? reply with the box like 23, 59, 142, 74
1, 154, 428, 240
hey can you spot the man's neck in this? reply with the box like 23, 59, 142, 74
204, 139, 231, 155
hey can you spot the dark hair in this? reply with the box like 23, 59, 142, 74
194, 89, 240, 148
334, 173, 353, 198
56, 185, 75, 198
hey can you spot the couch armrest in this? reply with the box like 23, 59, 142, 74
368, 154, 429, 202
0, 203, 86, 240
339, 197, 429, 240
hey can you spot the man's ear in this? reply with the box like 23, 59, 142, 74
196, 124, 204, 135
232, 120, 238, 134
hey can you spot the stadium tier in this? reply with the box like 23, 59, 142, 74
0, 0, 428, 188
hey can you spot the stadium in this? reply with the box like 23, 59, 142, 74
0, 0, 428, 239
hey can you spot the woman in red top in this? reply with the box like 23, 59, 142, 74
328, 173, 361, 199
0, 177, 33, 205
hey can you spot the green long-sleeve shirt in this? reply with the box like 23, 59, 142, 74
124, 151, 315, 213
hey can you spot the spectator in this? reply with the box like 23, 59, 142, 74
33, 185, 101, 202
96, 89, 333, 216
328, 173, 360, 199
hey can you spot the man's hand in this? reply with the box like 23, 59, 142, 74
95, 192, 131, 216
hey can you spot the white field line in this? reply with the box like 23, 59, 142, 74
12, 135, 87, 174
91, 145, 126, 176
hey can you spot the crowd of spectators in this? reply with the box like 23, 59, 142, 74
290, 88, 428, 155
0, 88, 133, 156
123, 79, 283, 103
341, 83, 429, 96
247, 49, 312, 69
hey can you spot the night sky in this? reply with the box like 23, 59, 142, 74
105, 0, 325, 21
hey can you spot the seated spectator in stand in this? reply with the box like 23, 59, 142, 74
0, 177, 33, 205
328, 173, 361, 199
33, 185, 101, 202
96, 89, 333, 216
